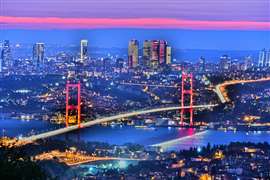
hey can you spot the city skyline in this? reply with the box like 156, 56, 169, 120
0, 1, 270, 179
1, 29, 269, 50
1, 0, 269, 51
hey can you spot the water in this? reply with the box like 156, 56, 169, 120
57, 126, 197, 146
161, 130, 270, 151
0, 117, 270, 151
0, 117, 62, 138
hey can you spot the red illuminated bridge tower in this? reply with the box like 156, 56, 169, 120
65, 81, 81, 128
180, 71, 194, 126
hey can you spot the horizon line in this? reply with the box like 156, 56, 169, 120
0, 16, 270, 30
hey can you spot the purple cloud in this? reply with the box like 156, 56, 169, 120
2, 0, 270, 22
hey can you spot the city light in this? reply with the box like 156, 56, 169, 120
0, 0, 269, 179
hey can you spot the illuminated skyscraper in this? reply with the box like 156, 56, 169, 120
258, 49, 266, 67
33, 43, 45, 69
80, 40, 88, 61
166, 46, 172, 65
143, 40, 152, 67
151, 40, 160, 67
129, 39, 171, 69
265, 50, 270, 67
198, 56, 206, 72
128, 40, 139, 68
150, 40, 170, 67
243, 56, 253, 70
258, 49, 270, 67
1, 40, 12, 71
219, 55, 231, 71
159, 40, 167, 64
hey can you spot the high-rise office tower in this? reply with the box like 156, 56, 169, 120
128, 40, 139, 68
150, 40, 170, 67
219, 55, 231, 71
258, 49, 266, 67
199, 56, 206, 72
143, 40, 152, 67
243, 56, 253, 70
1, 40, 12, 70
80, 40, 88, 61
266, 50, 270, 67
258, 49, 270, 67
166, 46, 172, 65
150, 40, 160, 67
159, 40, 167, 64
33, 43, 45, 69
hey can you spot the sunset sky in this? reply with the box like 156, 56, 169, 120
0, 0, 269, 49
1, 0, 269, 30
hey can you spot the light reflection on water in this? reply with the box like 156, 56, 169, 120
0, 117, 270, 151
164, 130, 270, 151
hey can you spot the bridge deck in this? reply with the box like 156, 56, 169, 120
22, 104, 217, 142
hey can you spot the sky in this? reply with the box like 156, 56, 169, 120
0, 0, 269, 49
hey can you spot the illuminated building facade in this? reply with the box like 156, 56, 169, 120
128, 40, 139, 68
143, 40, 152, 67
150, 40, 160, 68
80, 40, 88, 61
33, 43, 45, 69
1, 40, 12, 72
219, 55, 231, 71
258, 49, 270, 67
166, 46, 172, 65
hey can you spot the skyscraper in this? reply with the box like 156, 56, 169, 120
143, 40, 152, 67
150, 40, 160, 68
129, 39, 171, 69
1, 40, 12, 71
198, 56, 206, 72
150, 40, 170, 67
80, 40, 88, 61
33, 43, 45, 69
243, 56, 253, 70
219, 55, 231, 71
266, 50, 270, 67
166, 46, 172, 65
128, 40, 139, 68
159, 40, 167, 64
258, 49, 270, 67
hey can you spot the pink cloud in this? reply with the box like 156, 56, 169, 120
0, 16, 269, 30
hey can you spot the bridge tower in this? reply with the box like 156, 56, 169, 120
180, 72, 193, 126
65, 81, 81, 128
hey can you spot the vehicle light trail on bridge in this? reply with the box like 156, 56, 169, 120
21, 104, 218, 142
214, 77, 270, 103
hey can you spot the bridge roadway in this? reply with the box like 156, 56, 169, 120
22, 104, 217, 142
214, 77, 270, 103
